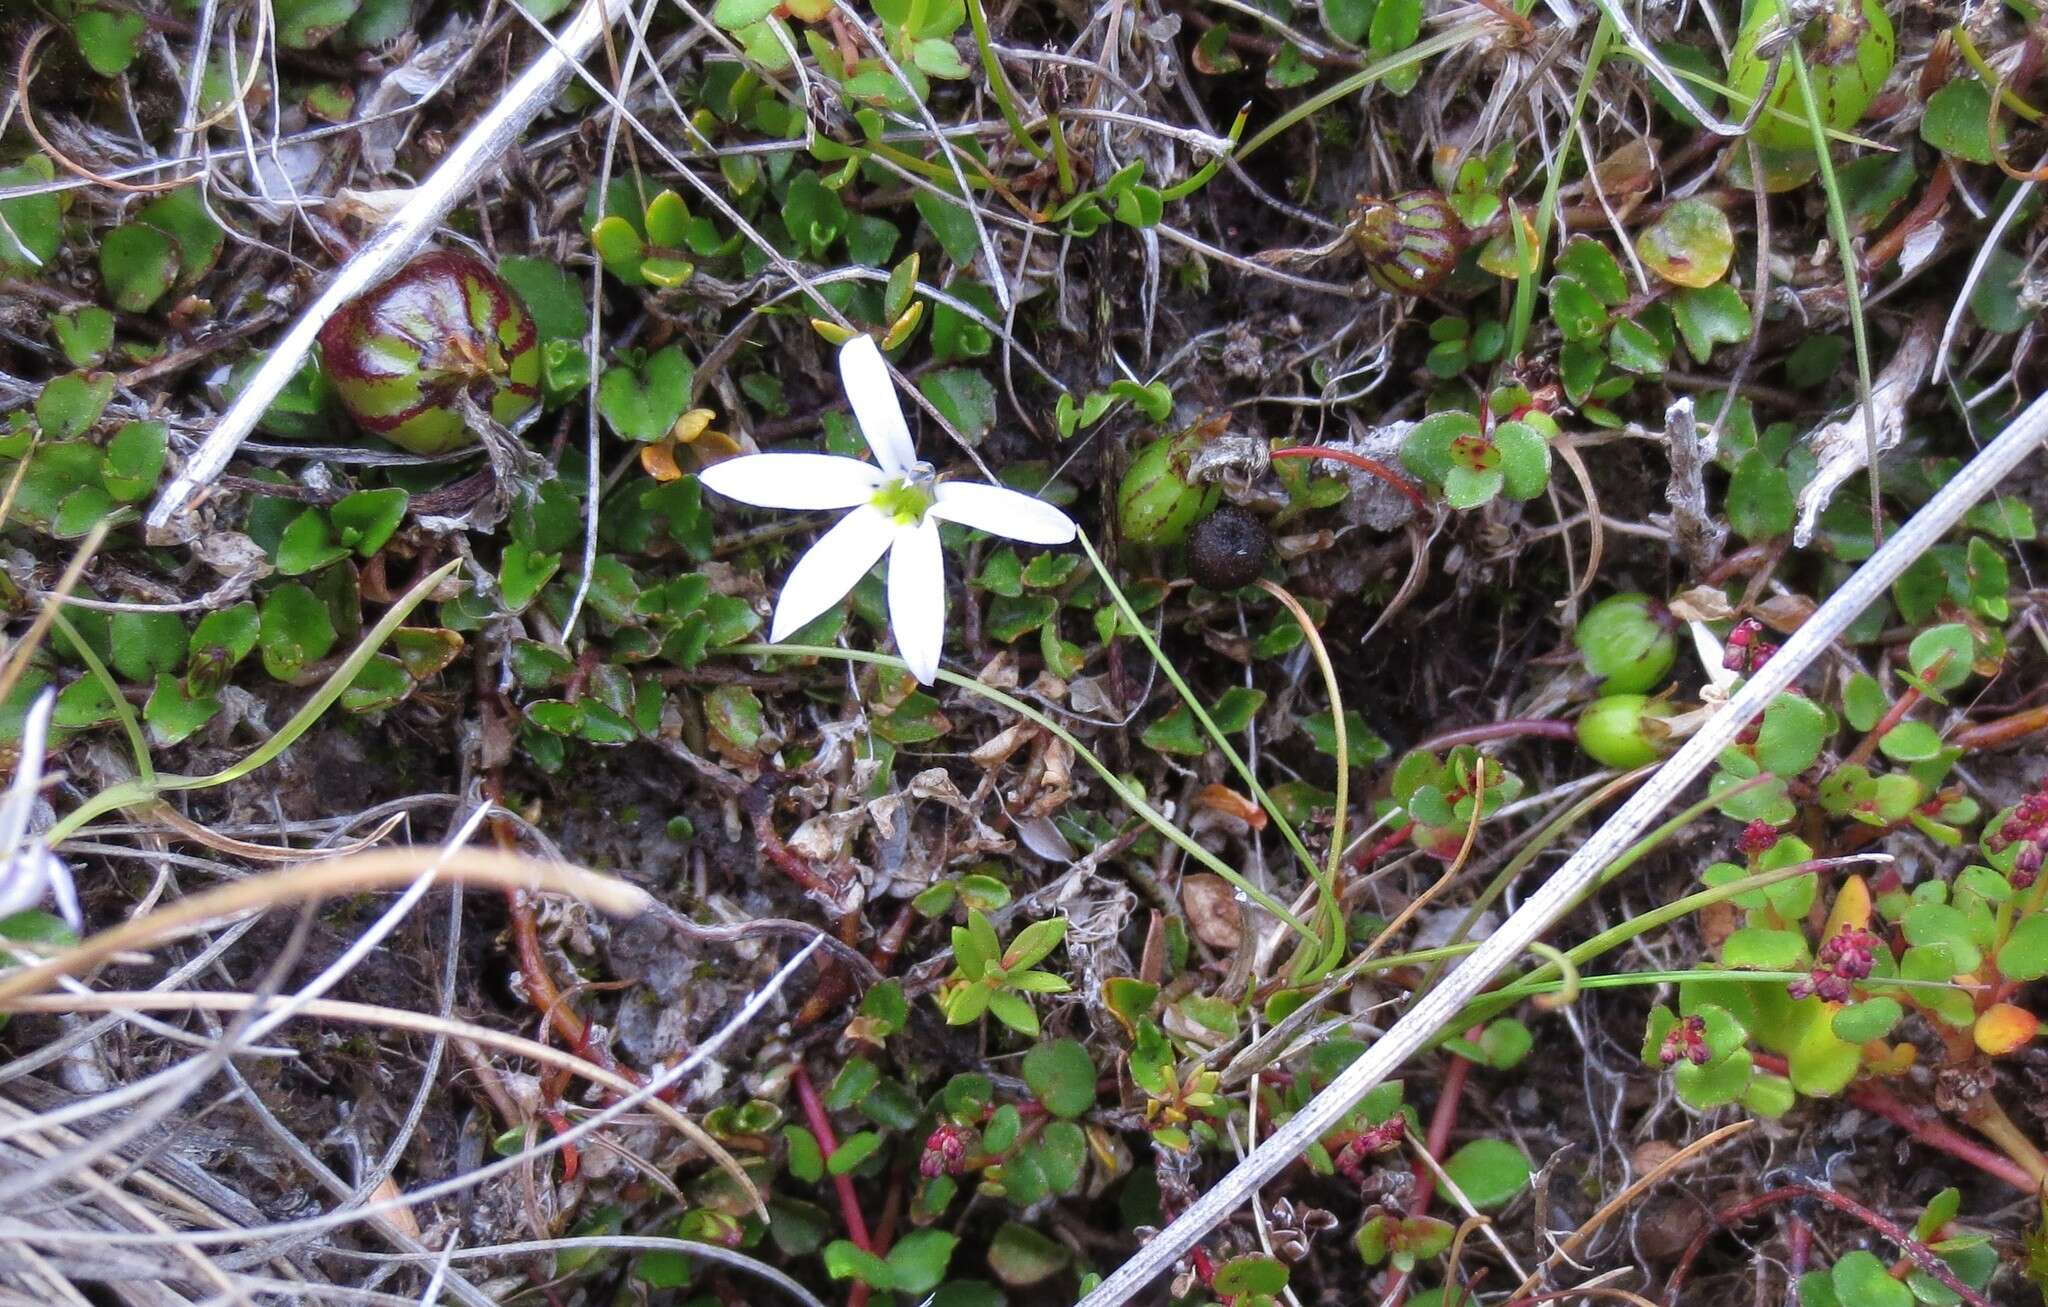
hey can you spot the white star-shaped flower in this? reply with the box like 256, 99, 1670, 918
699, 335, 1077, 683
0, 688, 80, 930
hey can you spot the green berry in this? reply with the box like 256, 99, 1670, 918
1117, 432, 1220, 547
317, 251, 540, 455
1575, 593, 1677, 693
1577, 694, 1674, 769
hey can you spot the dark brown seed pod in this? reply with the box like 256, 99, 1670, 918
1187, 506, 1271, 591
317, 251, 540, 455
1346, 190, 1469, 296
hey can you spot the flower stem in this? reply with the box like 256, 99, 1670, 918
1413, 719, 1577, 752
1259, 577, 1349, 981
962, 0, 1049, 162
1076, 533, 1340, 964
1954, 701, 2048, 752
1269, 444, 1427, 513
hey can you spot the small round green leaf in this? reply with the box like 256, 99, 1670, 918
1441, 1138, 1532, 1209
1022, 1039, 1097, 1119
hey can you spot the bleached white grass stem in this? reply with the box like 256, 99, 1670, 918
1072, 388, 2048, 1307
331, 1238, 829, 1307
0, 808, 490, 1203
145, 0, 632, 538
0, 939, 818, 1250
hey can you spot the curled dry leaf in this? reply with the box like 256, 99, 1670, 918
1755, 593, 1817, 634
1195, 783, 1268, 832
1667, 584, 1736, 624
1181, 872, 1244, 951
1793, 315, 1937, 546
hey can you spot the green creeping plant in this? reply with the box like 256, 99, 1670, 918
317, 251, 540, 455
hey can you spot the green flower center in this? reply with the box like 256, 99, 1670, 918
872, 462, 937, 525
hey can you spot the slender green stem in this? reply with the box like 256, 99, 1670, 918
1607, 50, 1883, 148
50, 610, 153, 784
1509, 15, 1612, 360
1596, 772, 1773, 892
1453, 856, 1889, 1030
1484, 966, 1960, 1001
738, 642, 1320, 941
1258, 579, 1347, 981
962, 0, 1049, 161
1226, 858, 1902, 1083
47, 560, 462, 845
1159, 108, 1249, 203
1788, 45, 1882, 535
1237, 25, 1489, 161
1523, 941, 1579, 1004
1420, 766, 1651, 992
1078, 535, 1334, 938
1950, 27, 2042, 123
1047, 114, 1077, 196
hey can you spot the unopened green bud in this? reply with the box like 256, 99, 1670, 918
1117, 432, 1220, 547
1575, 593, 1678, 693
1577, 694, 1675, 769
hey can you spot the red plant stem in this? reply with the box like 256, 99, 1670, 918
872, 1172, 907, 1253
1752, 1054, 2035, 1192
796, 911, 866, 1029
793, 1062, 875, 1307
799, 903, 916, 1028
1862, 160, 1954, 277
755, 815, 841, 898
1414, 719, 1579, 753
1351, 820, 1416, 869
1850, 1081, 2041, 1192
1388, 1039, 1477, 1307
1666, 1184, 1993, 1307
1954, 701, 2048, 752
1787, 1215, 1812, 1275
1410, 1043, 1475, 1213
1269, 444, 1430, 513
1843, 681, 1925, 769
542, 1109, 580, 1182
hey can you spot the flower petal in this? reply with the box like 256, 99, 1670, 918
770, 506, 897, 642
0, 689, 54, 857
38, 847, 78, 931
929, 481, 1079, 545
887, 517, 946, 684
839, 334, 917, 475
700, 453, 883, 511
1689, 620, 1739, 695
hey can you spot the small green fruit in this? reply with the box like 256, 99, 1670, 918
1117, 432, 1220, 547
1575, 593, 1677, 693
1728, 0, 1895, 151
317, 251, 540, 455
1577, 694, 1674, 769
